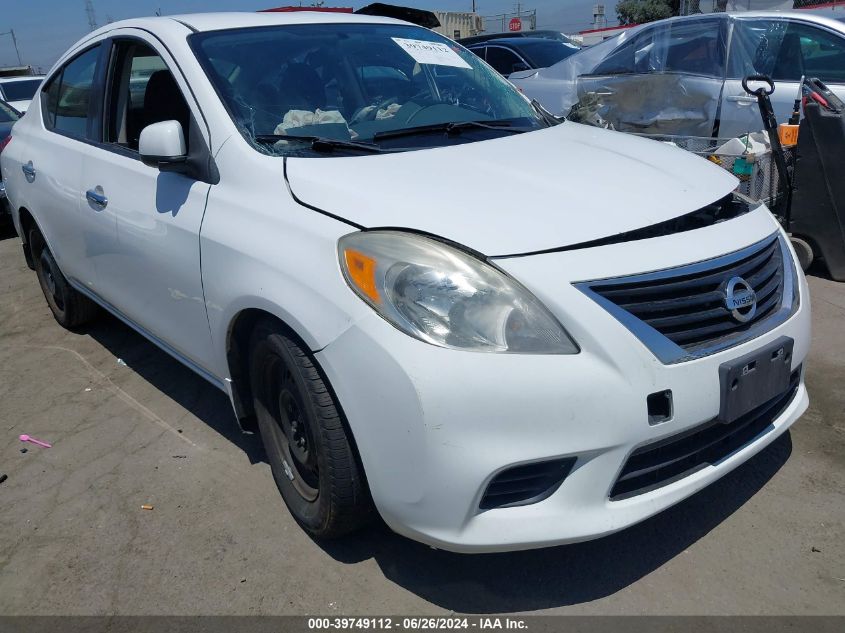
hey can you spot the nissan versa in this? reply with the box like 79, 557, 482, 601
0, 12, 810, 552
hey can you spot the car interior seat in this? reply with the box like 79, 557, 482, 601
143, 70, 192, 144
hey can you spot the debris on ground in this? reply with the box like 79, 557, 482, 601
0, 474, 7, 484
19, 434, 52, 448
812, 546, 821, 553
172, 455, 187, 459
20, 447, 28, 454
117, 358, 127, 366
141, 504, 154, 511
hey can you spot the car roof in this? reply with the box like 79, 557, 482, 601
100, 10, 409, 35
639, 10, 845, 32
470, 37, 568, 47
0, 76, 44, 84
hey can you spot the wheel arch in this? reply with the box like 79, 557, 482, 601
224, 306, 371, 493
225, 307, 335, 430
17, 207, 38, 270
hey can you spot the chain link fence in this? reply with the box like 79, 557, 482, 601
481, 10, 537, 35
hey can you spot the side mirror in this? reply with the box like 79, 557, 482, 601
139, 120, 187, 171
512, 62, 531, 73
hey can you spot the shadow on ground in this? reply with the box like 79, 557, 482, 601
319, 432, 793, 613
80, 307, 792, 613
0, 220, 17, 241
79, 313, 266, 466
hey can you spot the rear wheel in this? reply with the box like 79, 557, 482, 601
30, 229, 98, 328
249, 319, 372, 538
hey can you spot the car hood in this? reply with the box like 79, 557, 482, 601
285, 121, 738, 256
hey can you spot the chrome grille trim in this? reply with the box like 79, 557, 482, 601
576, 232, 798, 364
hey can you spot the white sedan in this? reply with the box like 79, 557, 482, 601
510, 11, 845, 139
0, 76, 45, 113
1, 11, 810, 552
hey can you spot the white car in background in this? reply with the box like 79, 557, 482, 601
1, 12, 810, 552
0, 76, 45, 113
510, 11, 845, 139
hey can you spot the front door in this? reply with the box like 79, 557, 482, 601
81, 34, 216, 372
722, 17, 845, 140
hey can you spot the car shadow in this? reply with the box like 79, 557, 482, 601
79, 312, 266, 466
315, 432, 793, 613
0, 219, 17, 241
80, 310, 792, 613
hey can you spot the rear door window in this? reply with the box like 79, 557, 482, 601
730, 19, 845, 83
42, 45, 101, 139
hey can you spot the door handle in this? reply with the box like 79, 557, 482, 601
21, 161, 36, 182
726, 95, 757, 105
86, 187, 108, 210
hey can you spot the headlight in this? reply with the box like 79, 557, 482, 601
338, 231, 578, 354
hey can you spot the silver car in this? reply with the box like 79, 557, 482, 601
510, 11, 845, 139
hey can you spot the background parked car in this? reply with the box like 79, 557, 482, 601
0, 99, 20, 222
510, 11, 845, 139
0, 76, 45, 113
466, 37, 580, 77
458, 30, 580, 47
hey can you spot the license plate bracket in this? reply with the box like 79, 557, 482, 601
718, 336, 794, 424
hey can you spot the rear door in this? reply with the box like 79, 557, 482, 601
79, 32, 216, 371
723, 17, 845, 139
19, 43, 111, 288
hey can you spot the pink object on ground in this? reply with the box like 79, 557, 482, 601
19, 434, 52, 448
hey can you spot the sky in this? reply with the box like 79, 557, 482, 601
1, 0, 611, 71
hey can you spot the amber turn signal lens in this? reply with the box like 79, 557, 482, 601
344, 248, 381, 303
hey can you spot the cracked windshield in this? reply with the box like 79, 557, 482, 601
190, 22, 548, 155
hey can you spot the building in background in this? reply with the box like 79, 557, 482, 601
576, 23, 638, 45
433, 11, 484, 39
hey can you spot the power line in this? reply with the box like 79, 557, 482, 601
85, 0, 98, 31
0, 29, 23, 66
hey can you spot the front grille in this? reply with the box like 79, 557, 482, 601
479, 457, 576, 510
609, 367, 801, 501
579, 233, 797, 364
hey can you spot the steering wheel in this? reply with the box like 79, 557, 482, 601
350, 97, 399, 124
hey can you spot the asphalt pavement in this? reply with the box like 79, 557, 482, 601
0, 223, 842, 615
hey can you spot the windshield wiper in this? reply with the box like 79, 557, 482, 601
253, 134, 386, 154
373, 120, 531, 141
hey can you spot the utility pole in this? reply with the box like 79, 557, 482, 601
0, 29, 23, 66
84, 0, 98, 32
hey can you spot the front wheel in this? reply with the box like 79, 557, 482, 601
249, 319, 372, 538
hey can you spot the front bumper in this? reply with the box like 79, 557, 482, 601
316, 208, 810, 553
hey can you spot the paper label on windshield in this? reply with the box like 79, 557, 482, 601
391, 37, 472, 69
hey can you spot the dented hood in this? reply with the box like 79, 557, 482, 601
285, 121, 738, 256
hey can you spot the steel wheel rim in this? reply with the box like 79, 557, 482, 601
266, 357, 320, 502
40, 250, 64, 311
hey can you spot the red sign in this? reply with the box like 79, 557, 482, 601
508, 17, 522, 32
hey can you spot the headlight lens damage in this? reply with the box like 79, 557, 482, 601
339, 231, 578, 354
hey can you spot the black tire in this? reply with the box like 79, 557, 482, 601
249, 319, 372, 538
790, 236, 814, 272
30, 229, 99, 329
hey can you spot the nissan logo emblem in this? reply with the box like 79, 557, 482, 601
724, 276, 757, 323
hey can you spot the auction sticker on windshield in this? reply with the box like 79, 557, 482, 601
391, 37, 472, 69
